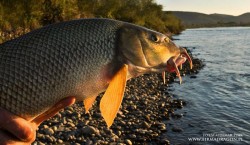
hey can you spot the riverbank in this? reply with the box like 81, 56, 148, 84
32, 49, 204, 145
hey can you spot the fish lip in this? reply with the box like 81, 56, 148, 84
166, 48, 193, 72
163, 48, 193, 84
166, 55, 186, 72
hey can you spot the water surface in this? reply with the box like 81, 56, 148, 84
166, 27, 250, 145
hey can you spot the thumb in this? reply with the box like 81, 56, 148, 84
0, 108, 35, 142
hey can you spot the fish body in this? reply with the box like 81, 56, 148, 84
0, 18, 192, 126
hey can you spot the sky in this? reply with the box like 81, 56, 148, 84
155, 0, 250, 16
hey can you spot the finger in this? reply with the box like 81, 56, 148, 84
32, 96, 76, 125
0, 129, 34, 145
0, 108, 35, 142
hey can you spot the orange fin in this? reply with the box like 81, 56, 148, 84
100, 64, 128, 128
32, 97, 76, 125
84, 96, 97, 114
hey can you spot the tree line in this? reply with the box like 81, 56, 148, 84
0, 0, 184, 42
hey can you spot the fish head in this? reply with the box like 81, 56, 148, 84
100, 21, 193, 128
118, 24, 192, 81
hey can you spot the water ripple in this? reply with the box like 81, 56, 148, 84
169, 27, 250, 145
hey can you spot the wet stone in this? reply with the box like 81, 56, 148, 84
156, 122, 167, 131
188, 123, 195, 127
172, 126, 183, 132
171, 113, 183, 119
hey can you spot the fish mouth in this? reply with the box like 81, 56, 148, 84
126, 48, 192, 84
163, 48, 193, 84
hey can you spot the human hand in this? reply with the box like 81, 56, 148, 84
0, 97, 76, 145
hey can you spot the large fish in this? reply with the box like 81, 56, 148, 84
0, 18, 192, 127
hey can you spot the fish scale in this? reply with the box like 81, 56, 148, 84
0, 19, 122, 119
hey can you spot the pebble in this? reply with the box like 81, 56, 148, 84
141, 121, 151, 129
67, 122, 75, 127
42, 125, 49, 129
172, 126, 184, 132
156, 122, 167, 131
57, 139, 63, 143
66, 134, 74, 140
130, 134, 136, 139
52, 126, 57, 131
36, 133, 43, 139
65, 110, 73, 115
39, 142, 46, 145
110, 134, 119, 142
160, 139, 170, 145
56, 126, 65, 131
33, 141, 46, 145
117, 130, 122, 136
62, 117, 67, 124
43, 128, 54, 135
45, 135, 54, 142
125, 139, 133, 145
145, 115, 151, 121
85, 140, 93, 145
80, 126, 100, 135
171, 113, 183, 119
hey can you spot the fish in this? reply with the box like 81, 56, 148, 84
0, 18, 192, 128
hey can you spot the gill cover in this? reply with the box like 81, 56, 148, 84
118, 24, 181, 68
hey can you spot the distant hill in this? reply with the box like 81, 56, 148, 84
169, 11, 250, 28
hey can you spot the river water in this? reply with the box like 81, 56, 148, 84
165, 27, 250, 145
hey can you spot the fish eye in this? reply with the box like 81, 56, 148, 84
150, 34, 159, 42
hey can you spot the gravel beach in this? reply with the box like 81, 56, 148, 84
33, 50, 204, 145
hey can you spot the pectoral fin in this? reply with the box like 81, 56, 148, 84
32, 97, 76, 125
84, 96, 97, 114
100, 64, 128, 128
